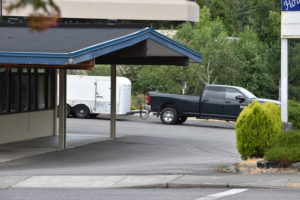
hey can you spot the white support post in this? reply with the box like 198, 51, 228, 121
281, 38, 288, 125
110, 64, 117, 139
58, 69, 67, 148
53, 69, 58, 136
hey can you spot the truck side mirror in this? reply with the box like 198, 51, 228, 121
236, 95, 245, 102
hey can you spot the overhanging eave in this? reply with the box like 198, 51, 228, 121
0, 26, 202, 67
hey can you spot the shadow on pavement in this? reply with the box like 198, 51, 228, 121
0, 134, 238, 176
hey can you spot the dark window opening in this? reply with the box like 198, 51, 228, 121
47, 69, 54, 109
30, 69, 37, 111
38, 69, 46, 110
0, 68, 9, 114
20, 69, 30, 112
10, 68, 19, 113
0, 68, 55, 115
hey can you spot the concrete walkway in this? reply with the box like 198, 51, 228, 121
0, 134, 108, 163
1, 174, 300, 190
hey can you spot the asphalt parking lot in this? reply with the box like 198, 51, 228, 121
0, 115, 239, 176
2, 188, 300, 200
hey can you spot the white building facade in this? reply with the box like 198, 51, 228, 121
2, 0, 199, 22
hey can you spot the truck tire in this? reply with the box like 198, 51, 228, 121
160, 107, 178, 125
73, 104, 90, 118
176, 116, 187, 124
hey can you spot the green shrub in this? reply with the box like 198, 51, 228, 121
289, 100, 300, 129
236, 101, 282, 160
265, 130, 300, 167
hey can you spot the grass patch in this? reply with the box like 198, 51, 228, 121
265, 130, 300, 167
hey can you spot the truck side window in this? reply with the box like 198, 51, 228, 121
203, 86, 225, 99
226, 88, 243, 100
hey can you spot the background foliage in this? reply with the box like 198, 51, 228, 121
84, 1, 299, 102
289, 100, 300, 129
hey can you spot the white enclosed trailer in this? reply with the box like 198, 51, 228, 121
67, 75, 131, 118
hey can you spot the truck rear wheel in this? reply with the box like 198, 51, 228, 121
160, 107, 178, 125
73, 105, 90, 118
176, 116, 187, 124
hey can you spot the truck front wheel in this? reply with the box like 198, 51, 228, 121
160, 107, 178, 125
73, 105, 90, 118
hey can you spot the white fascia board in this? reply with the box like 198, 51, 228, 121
281, 11, 300, 38
3, 0, 200, 22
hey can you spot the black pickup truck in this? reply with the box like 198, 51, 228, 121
146, 84, 280, 124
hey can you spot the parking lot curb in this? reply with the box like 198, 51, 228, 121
4, 175, 297, 190
166, 183, 275, 189
285, 182, 300, 188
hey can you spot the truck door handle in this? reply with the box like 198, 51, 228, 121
225, 101, 231, 103
203, 100, 209, 102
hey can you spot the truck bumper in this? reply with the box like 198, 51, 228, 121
145, 104, 151, 111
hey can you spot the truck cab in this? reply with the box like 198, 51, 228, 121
200, 85, 251, 121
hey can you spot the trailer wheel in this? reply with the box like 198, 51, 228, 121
73, 105, 90, 118
176, 116, 187, 124
160, 107, 178, 125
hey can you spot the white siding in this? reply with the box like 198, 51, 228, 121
281, 11, 300, 38
0, 110, 54, 144
3, 0, 199, 22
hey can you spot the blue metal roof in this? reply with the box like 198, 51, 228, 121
0, 26, 202, 66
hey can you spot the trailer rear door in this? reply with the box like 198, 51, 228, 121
95, 79, 111, 114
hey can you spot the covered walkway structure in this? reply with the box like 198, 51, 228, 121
0, 24, 202, 148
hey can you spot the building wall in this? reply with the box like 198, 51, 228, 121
0, 110, 54, 144
2, 0, 199, 22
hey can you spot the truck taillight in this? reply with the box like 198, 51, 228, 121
147, 96, 151, 104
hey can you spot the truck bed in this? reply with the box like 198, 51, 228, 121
149, 92, 200, 115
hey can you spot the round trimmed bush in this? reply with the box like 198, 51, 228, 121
235, 101, 282, 160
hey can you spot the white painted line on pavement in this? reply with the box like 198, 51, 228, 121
195, 189, 248, 200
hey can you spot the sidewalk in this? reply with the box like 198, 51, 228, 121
0, 134, 108, 163
1, 174, 300, 189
